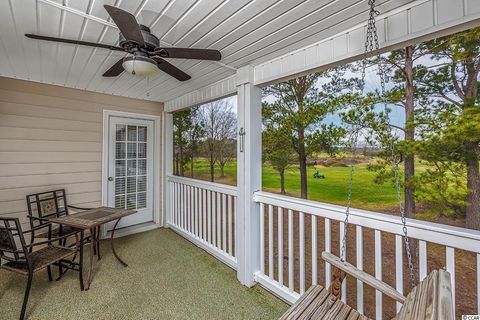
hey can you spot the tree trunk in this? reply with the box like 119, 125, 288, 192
220, 163, 225, 177
298, 129, 308, 199
179, 145, 184, 176
209, 152, 215, 182
465, 143, 480, 230
190, 158, 194, 178
280, 169, 286, 194
404, 46, 416, 218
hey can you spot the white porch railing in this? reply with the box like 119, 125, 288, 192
253, 191, 480, 319
166, 175, 237, 269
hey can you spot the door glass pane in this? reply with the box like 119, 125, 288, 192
138, 143, 147, 158
127, 143, 136, 158
116, 125, 126, 141
137, 192, 146, 209
114, 123, 148, 210
138, 126, 147, 142
137, 176, 146, 192
115, 178, 125, 195
115, 195, 125, 209
115, 160, 125, 177
127, 126, 137, 141
127, 159, 136, 176
127, 194, 136, 210
116, 143, 125, 159
127, 177, 136, 194
138, 159, 147, 175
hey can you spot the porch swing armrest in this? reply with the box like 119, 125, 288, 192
321, 251, 407, 304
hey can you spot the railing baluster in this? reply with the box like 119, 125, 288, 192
217, 192, 221, 249
419, 240, 427, 281
269, 204, 274, 280
228, 195, 233, 256
195, 187, 199, 238
299, 212, 305, 294
288, 209, 294, 292
356, 225, 363, 315
325, 218, 331, 288
446, 246, 455, 315
477, 253, 480, 313
175, 183, 181, 228
202, 189, 207, 241
171, 182, 175, 226
395, 234, 403, 312
207, 190, 211, 244
222, 193, 227, 253
233, 196, 237, 255
260, 203, 265, 274
278, 207, 284, 286
375, 230, 382, 320
180, 184, 184, 230
312, 215, 317, 286
212, 192, 216, 246
187, 186, 191, 233
340, 221, 346, 302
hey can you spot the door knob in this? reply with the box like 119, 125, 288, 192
108, 177, 114, 181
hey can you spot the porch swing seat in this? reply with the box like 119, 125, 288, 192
280, 252, 454, 320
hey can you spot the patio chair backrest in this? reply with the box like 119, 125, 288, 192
26, 189, 69, 229
0, 217, 28, 263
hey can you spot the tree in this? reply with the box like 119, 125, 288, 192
262, 125, 296, 194
184, 108, 205, 178
382, 45, 422, 218
173, 109, 194, 176
199, 99, 237, 182
263, 70, 355, 199
414, 28, 480, 229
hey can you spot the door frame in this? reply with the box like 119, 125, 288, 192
102, 110, 162, 237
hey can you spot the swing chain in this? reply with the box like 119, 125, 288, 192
339, 129, 359, 262
341, 0, 416, 289
339, 0, 379, 262
368, 0, 417, 288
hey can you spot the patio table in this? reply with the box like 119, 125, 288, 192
50, 207, 137, 290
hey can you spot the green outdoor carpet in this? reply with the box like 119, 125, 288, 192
0, 228, 288, 320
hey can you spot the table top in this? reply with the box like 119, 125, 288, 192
50, 207, 137, 229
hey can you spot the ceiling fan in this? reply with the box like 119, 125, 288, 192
25, 5, 222, 81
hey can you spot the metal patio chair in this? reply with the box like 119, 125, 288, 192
0, 217, 84, 320
26, 189, 100, 260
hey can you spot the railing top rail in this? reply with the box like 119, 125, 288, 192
254, 191, 480, 253
167, 175, 238, 196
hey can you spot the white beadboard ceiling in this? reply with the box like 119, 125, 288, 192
0, 0, 416, 103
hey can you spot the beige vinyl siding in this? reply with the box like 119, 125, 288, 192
0, 77, 163, 228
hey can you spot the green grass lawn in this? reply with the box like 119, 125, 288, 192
183, 158, 399, 212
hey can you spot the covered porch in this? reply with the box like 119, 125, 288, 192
1, 0, 480, 319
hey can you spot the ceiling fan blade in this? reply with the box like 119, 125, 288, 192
154, 47, 221, 61
25, 34, 124, 51
152, 57, 191, 81
103, 58, 125, 77
104, 5, 145, 47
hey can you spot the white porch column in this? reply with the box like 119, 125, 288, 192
163, 111, 174, 227
236, 65, 262, 286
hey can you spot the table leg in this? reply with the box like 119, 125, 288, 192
110, 218, 128, 267
85, 227, 96, 290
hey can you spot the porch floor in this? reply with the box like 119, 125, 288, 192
0, 228, 288, 320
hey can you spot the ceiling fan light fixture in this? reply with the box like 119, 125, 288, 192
122, 55, 158, 76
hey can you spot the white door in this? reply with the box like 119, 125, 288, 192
107, 116, 155, 228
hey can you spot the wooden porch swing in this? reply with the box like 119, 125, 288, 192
280, 1, 454, 319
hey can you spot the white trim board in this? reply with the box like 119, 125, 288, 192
101, 110, 162, 238
164, 75, 237, 113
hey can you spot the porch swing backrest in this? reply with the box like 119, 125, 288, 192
321, 251, 454, 319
